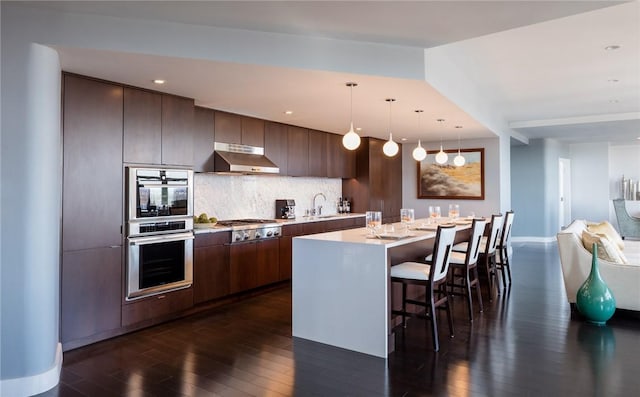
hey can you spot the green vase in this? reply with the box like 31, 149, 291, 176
576, 243, 616, 325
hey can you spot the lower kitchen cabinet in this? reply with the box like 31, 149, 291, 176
230, 238, 280, 293
256, 238, 280, 286
61, 247, 122, 346
121, 288, 193, 327
194, 232, 230, 304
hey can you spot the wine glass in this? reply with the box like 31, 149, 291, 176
400, 208, 415, 233
448, 204, 460, 220
366, 211, 382, 235
428, 206, 441, 223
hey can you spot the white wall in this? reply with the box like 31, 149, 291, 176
570, 142, 610, 222
402, 137, 502, 219
195, 174, 342, 219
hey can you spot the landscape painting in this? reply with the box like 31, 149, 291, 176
417, 148, 485, 200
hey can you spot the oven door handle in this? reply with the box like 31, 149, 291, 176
128, 232, 194, 246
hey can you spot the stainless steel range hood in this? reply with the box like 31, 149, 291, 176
213, 142, 280, 174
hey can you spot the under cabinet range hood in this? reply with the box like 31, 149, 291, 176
213, 142, 280, 174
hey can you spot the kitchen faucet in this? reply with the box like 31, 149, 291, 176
312, 192, 327, 216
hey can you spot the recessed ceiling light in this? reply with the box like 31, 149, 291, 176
608, 79, 619, 83
609, 99, 620, 103
356, 127, 362, 131
284, 110, 293, 115
604, 45, 620, 51
401, 138, 407, 142
152, 79, 165, 84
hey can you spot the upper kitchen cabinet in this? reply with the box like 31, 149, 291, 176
287, 126, 309, 176
342, 137, 402, 223
123, 88, 162, 164
63, 74, 123, 251
264, 121, 288, 175
308, 129, 327, 177
192, 106, 215, 172
326, 132, 356, 178
241, 116, 265, 147
123, 88, 194, 167
214, 111, 264, 147
161, 94, 194, 167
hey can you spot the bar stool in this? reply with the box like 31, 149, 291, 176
437, 219, 487, 321
453, 214, 503, 300
390, 224, 457, 352
495, 211, 515, 288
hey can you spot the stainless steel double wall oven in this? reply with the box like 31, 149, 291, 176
125, 167, 194, 300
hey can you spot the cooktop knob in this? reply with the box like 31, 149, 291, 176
235, 235, 241, 241
255, 232, 261, 238
273, 230, 280, 236
266, 231, 273, 237
243, 233, 249, 240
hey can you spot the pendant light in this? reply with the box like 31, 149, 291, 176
382, 98, 399, 157
435, 118, 448, 164
342, 82, 361, 150
453, 125, 466, 167
412, 110, 427, 161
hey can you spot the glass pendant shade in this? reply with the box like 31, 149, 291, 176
412, 140, 427, 161
343, 122, 361, 150
453, 150, 466, 166
343, 82, 360, 150
435, 145, 448, 164
383, 133, 399, 157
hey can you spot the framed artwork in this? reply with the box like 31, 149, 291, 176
417, 148, 485, 200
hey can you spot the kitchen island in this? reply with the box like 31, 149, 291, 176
292, 221, 470, 358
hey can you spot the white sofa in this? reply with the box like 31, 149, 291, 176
557, 219, 640, 311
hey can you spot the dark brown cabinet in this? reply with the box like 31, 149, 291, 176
63, 74, 124, 251
229, 238, 280, 293
264, 121, 288, 175
121, 288, 194, 327
161, 94, 194, 166
62, 74, 124, 349
123, 87, 162, 164
229, 242, 257, 293
287, 126, 309, 176
327, 133, 356, 178
193, 106, 215, 172
123, 88, 194, 167
342, 137, 403, 223
308, 129, 328, 177
241, 116, 265, 147
256, 239, 280, 286
194, 232, 230, 304
61, 247, 122, 346
214, 111, 264, 147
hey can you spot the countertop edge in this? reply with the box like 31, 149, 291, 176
193, 213, 365, 234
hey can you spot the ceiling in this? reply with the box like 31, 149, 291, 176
27, 1, 640, 146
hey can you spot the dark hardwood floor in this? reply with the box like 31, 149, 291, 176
39, 243, 640, 396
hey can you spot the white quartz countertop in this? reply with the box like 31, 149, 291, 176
193, 213, 365, 234
295, 218, 473, 248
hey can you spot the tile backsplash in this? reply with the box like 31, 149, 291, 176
194, 174, 343, 220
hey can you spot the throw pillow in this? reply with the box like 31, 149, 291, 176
582, 230, 627, 264
587, 221, 624, 251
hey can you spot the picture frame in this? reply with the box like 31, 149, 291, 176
417, 148, 485, 200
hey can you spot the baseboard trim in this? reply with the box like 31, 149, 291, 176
512, 236, 556, 244
0, 342, 62, 396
